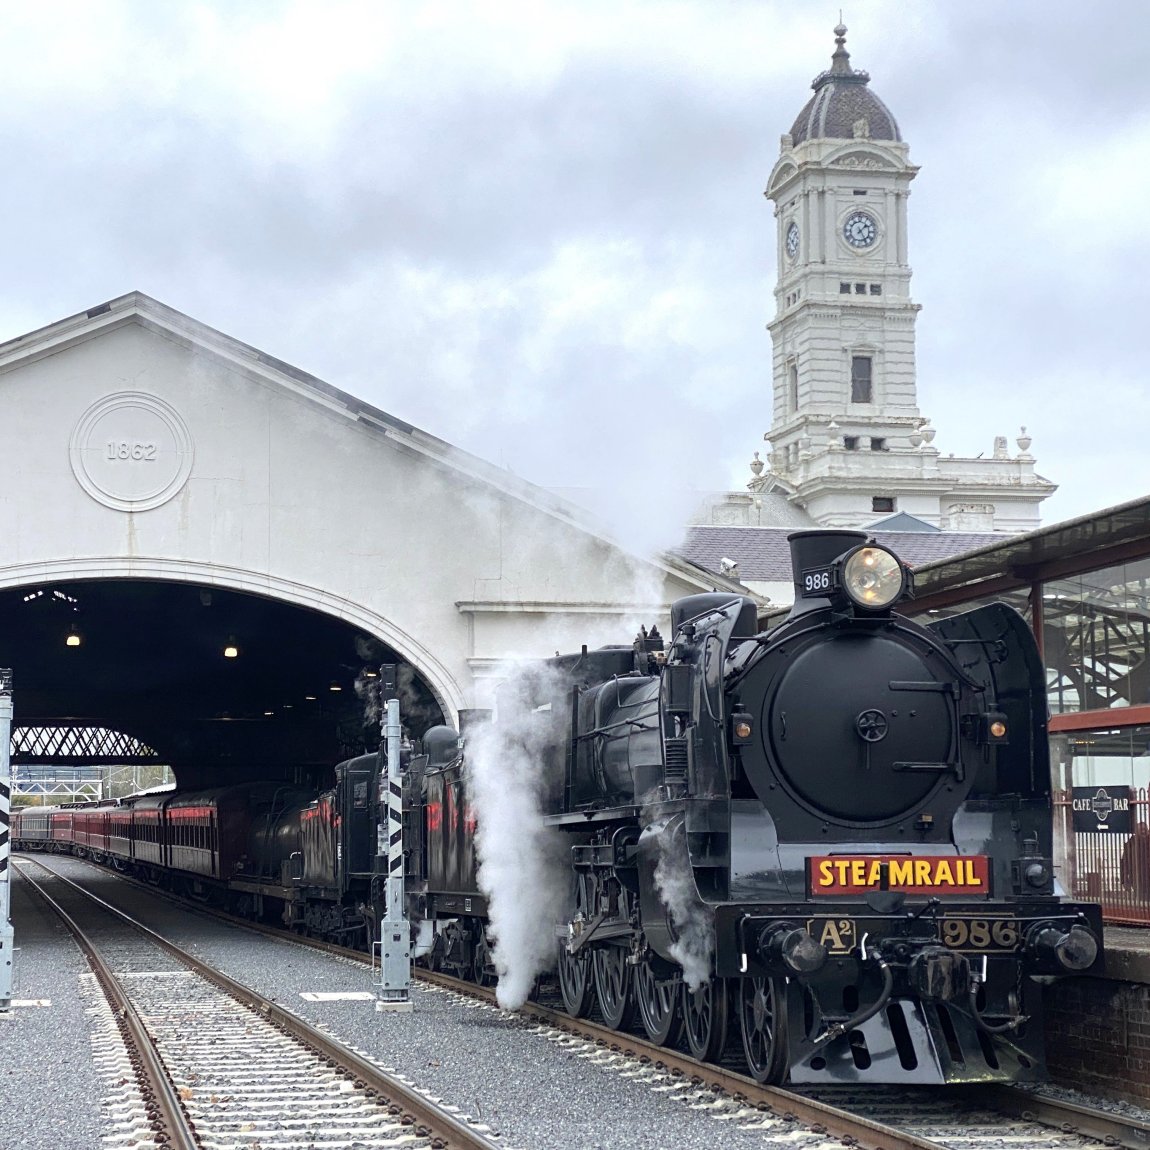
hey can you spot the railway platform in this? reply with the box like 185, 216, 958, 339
1045, 925, 1150, 1105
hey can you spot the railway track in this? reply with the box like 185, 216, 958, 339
13, 856, 500, 1150
22, 853, 1150, 1150
419, 970, 1150, 1150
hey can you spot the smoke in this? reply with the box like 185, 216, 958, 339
354, 670, 382, 727
464, 664, 570, 1010
395, 662, 440, 730
354, 660, 444, 737
653, 823, 714, 991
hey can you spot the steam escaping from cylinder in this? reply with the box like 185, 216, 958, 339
465, 665, 569, 1010
654, 828, 714, 991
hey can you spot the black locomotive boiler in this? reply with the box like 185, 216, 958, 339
412, 528, 1103, 1085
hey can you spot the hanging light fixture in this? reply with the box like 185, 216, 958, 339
329, 680, 342, 692
223, 636, 240, 659
65, 623, 82, 648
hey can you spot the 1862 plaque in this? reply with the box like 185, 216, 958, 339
69, 392, 194, 511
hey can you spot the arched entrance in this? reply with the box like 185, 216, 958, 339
0, 561, 461, 791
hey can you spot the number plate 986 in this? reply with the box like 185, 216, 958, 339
939, 917, 1019, 951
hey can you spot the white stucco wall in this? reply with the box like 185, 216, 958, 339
0, 298, 723, 721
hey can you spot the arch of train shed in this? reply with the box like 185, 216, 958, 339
0, 563, 454, 790
0, 292, 733, 786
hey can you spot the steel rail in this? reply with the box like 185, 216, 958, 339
419, 970, 1150, 1150
977, 1083, 1150, 1149
417, 969, 946, 1150
18, 856, 500, 1150
13, 859, 201, 1150
33, 854, 1150, 1150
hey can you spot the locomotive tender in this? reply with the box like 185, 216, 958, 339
14, 529, 1103, 1086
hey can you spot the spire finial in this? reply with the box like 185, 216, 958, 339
831, 21, 851, 72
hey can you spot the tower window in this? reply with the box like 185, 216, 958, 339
869, 283, 882, 295
870, 437, 886, 451
872, 497, 895, 513
840, 282, 851, 294
854, 283, 866, 294
853, 189, 867, 196
788, 362, 798, 412
851, 355, 873, 403
843, 436, 859, 451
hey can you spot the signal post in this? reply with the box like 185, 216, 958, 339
376, 688, 412, 1012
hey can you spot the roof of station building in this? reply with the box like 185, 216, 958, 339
789, 25, 901, 146
678, 525, 1005, 583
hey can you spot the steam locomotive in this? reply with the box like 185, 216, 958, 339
15, 528, 1103, 1086
413, 528, 1104, 1085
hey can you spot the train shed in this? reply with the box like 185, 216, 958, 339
0, 291, 739, 794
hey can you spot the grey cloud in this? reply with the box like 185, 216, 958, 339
0, 0, 1146, 534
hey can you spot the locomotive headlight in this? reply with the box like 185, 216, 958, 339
842, 546, 905, 610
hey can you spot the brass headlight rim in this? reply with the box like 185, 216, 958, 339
841, 545, 905, 611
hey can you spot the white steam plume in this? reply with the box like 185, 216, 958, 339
653, 826, 714, 991
465, 665, 570, 1010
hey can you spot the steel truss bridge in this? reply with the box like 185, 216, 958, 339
9, 723, 168, 803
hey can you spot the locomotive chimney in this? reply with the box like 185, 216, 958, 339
786, 529, 869, 619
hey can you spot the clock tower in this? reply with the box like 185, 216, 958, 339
692, 24, 1055, 538
764, 24, 923, 514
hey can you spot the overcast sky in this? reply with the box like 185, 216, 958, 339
1, 1, 1145, 549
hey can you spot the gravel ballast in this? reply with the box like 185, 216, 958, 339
0, 868, 107, 1150
24, 857, 797, 1150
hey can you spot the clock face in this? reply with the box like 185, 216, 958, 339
843, 210, 878, 249
785, 221, 800, 260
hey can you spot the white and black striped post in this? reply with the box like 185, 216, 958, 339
376, 696, 412, 1011
0, 669, 14, 1013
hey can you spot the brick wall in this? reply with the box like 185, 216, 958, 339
1043, 976, 1150, 1104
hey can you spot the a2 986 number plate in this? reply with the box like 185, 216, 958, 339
804, 916, 1021, 955
939, 917, 1019, 952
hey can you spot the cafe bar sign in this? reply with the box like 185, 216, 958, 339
1071, 786, 1133, 833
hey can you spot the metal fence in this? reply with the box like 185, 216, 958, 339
1054, 788, 1150, 925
